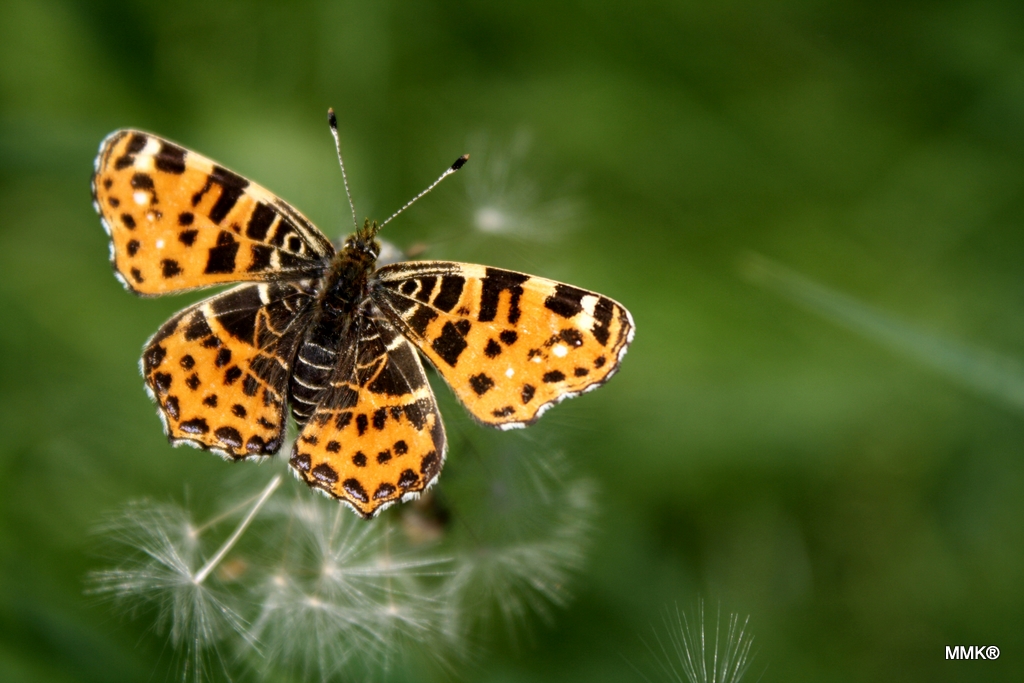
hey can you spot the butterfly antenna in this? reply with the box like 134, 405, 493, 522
379, 154, 470, 229
327, 108, 359, 232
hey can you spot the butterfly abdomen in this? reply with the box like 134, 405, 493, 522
289, 334, 341, 425
289, 242, 379, 425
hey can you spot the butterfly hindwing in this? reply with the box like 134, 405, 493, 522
143, 282, 313, 458
371, 261, 634, 428
289, 310, 446, 518
92, 130, 335, 295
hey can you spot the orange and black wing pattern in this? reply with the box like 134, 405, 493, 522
289, 310, 446, 518
92, 129, 334, 295
142, 282, 313, 458
371, 261, 634, 429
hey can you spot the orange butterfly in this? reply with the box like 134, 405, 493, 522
92, 112, 634, 518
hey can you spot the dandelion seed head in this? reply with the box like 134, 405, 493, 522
87, 496, 262, 682
461, 131, 579, 243
634, 600, 757, 683
474, 205, 507, 233
89, 443, 595, 680
441, 446, 597, 640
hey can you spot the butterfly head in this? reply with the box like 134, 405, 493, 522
345, 218, 382, 262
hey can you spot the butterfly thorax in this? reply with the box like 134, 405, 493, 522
289, 221, 381, 425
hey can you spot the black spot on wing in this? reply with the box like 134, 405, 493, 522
246, 202, 276, 240
207, 166, 249, 224
205, 231, 239, 274
367, 341, 426, 395
155, 142, 186, 174
544, 283, 587, 318
290, 452, 311, 472
161, 259, 182, 278
114, 133, 147, 170
242, 375, 259, 396
484, 339, 502, 358
433, 275, 465, 312
420, 451, 440, 478
431, 321, 468, 367
144, 344, 166, 373
246, 435, 269, 454
184, 311, 213, 341
343, 479, 369, 503
179, 417, 209, 435
543, 370, 566, 383
152, 372, 172, 393
398, 469, 418, 488
415, 276, 436, 303
215, 427, 243, 449
469, 373, 494, 396
592, 297, 615, 346
403, 398, 432, 430
248, 244, 273, 272
479, 268, 529, 324
374, 483, 396, 500
164, 395, 180, 420
211, 286, 261, 343
407, 304, 438, 337
313, 463, 339, 484
560, 328, 585, 347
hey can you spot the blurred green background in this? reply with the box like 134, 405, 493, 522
3, 0, 1024, 681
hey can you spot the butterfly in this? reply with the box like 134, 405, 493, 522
91, 112, 635, 518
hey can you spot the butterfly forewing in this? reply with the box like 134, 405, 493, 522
371, 261, 634, 428
93, 130, 335, 295
289, 311, 446, 518
142, 282, 313, 458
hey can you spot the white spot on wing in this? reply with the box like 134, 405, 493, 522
552, 344, 568, 358
505, 367, 515, 378
133, 191, 148, 206
155, 239, 165, 249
